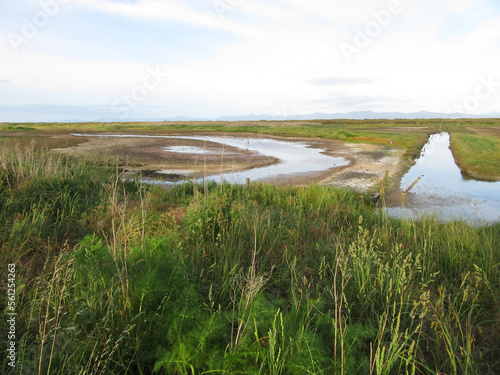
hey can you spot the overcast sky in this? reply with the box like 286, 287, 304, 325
1, 0, 500, 121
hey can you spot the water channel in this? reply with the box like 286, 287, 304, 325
386, 132, 500, 224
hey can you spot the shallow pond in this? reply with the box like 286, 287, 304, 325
387, 132, 500, 224
72, 134, 349, 184
180, 135, 349, 184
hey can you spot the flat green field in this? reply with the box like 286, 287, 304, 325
1, 118, 499, 180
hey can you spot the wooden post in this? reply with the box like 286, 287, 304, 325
403, 177, 421, 195
246, 178, 250, 186
380, 170, 390, 197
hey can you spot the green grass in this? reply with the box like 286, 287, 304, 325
1, 134, 500, 374
450, 133, 500, 179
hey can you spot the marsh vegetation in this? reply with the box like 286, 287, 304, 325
1, 119, 499, 374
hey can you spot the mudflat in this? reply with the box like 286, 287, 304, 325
47, 133, 405, 192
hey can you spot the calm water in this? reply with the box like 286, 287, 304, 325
180, 136, 349, 184
387, 133, 500, 224
72, 134, 349, 184
163, 146, 232, 155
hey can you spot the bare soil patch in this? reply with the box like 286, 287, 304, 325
52, 135, 278, 173
319, 142, 405, 193
466, 127, 500, 137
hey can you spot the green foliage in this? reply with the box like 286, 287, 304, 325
0, 145, 111, 287
1, 141, 499, 374
450, 132, 500, 179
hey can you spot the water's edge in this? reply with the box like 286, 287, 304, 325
386, 132, 500, 224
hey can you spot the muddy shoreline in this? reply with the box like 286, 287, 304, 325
49, 133, 407, 197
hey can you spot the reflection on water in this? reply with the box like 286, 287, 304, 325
163, 145, 236, 155
72, 133, 349, 184
177, 136, 349, 184
387, 133, 500, 224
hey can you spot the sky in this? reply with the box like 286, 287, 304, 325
1, 0, 500, 122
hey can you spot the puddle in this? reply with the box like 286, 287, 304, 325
178, 136, 350, 184
163, 146, 234, 155
387, 133, 500, 224
156, 169, 193, 176
72, 133, 350, 184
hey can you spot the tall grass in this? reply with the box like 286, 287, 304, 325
1, 144, 499, 374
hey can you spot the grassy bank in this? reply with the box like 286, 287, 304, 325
449, 131, 500, 180
1, 144, 499, 374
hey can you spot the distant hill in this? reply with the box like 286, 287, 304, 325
216, 111, 500, 121
1, 105, 499, 123
99, 110, 500, 122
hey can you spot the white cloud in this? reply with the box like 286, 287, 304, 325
436, 0, 476, 12
1, 0, 499, 117
72, 0, 226, 30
